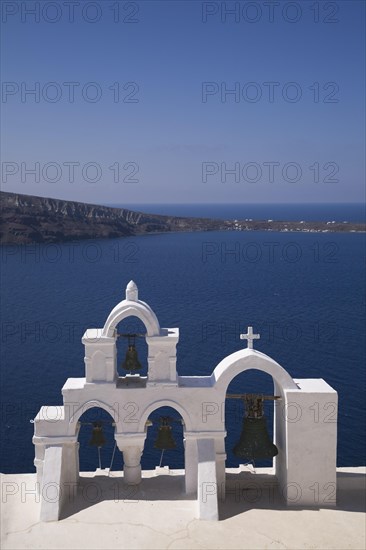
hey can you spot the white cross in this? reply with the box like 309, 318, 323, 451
240, 326, 260, 349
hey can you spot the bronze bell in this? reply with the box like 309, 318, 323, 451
154, 417, 177, 450
233, 396, 278, 460
89, 421, 106, 447
121, 335, 142, 372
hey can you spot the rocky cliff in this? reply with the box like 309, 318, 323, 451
0, 192, 228, 244
1, 192, 364, 245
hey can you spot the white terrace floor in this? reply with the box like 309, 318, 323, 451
1, 467, 365, 550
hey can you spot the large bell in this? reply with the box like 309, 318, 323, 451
121, 337, 142, 372
233, 416, 278, 460
154, 417, 177, 450
233, 396, 278, 460
89, 421, 106, 447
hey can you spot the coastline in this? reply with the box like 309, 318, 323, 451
1, 191, 365, 245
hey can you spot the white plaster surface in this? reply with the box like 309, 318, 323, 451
31, 283, 339, 519
1, 467, 365, 550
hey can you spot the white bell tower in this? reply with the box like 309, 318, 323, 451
33, 281, 338, 522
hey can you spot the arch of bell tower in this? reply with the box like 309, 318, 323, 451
102, 280, 161, 338
82, 281, 179, 386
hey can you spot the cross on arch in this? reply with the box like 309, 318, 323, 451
240, 326, 260, 349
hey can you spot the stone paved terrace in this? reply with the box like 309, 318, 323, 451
1, 467, 365, 550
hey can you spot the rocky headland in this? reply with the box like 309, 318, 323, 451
0, 191, 364, 245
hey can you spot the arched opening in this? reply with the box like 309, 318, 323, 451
102, 296, 160, 338
225, 369, 277, 469
116, 316, 149, 381
77, 407, 120, 473
141, 406, 185, 471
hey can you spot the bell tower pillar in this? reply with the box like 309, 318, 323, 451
116, 434, 146, 485
146, 329, 179, 386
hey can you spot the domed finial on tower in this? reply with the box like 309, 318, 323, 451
126, 280, 138, 301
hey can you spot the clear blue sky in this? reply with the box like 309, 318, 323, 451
1, 0, 365, 204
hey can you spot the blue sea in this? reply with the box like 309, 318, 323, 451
1, 204, 365, 474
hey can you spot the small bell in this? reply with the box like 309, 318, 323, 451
89, 421, 106, 447
154, 417, 177, 450
233, 396, 278, 461
121, 335, 142, 372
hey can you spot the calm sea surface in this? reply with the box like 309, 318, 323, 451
1, 204, 365, 473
